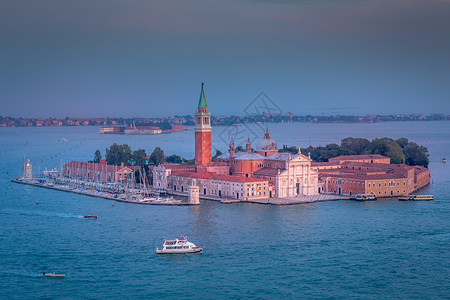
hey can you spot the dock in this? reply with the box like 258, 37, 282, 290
11, 178, 191, 206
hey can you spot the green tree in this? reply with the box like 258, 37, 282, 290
279, 145, 299, 155
166, 154, 183, 164
212, 150, 223, 161
395, 138, 409, 149
94, 149, 102, 163
404, 142, 429, 167
159, 120, 172, 131
105, 143, 132, 166
149, 147, 165, 166
366, 138, 405, 164
341, 137, 370, 154
131, 149, 147, 167
236, 145, 245, 152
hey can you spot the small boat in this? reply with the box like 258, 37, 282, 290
84, 215, 98, 219
156, 236, 203, 254
399, 195, 434, 201
355, 194, 377, 201
442, 158, 447, 163
43, 272, 65, 278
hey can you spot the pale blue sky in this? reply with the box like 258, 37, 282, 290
1, 0, 449, 118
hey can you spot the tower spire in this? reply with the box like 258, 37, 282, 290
198, 82, 207, 110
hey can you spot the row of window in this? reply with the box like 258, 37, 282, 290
367, 181, 406, 187
166, 246, 189, 249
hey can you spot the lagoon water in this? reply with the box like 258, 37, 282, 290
0, 122, 449, 299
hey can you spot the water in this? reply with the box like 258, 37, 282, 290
0, 122, 449, 298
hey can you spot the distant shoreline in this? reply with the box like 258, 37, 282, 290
1, 114, 449, 128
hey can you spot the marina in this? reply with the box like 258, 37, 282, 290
11, 177, 191, 206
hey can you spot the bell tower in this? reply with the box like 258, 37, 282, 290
194, 83, 212, 166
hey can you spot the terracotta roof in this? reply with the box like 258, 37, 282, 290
329, 154, 389, 161
253, 167, 282, 176
172, 172, 267, 183
311, 162, 341, 167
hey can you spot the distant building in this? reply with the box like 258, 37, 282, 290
63, 160, 140, 182
314, 155, 430, 197
124, 123, 162, 135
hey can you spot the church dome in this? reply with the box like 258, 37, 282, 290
255, 129, 278, 151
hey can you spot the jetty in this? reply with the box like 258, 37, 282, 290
11, 177, 191, 206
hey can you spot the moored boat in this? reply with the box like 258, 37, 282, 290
156, 236, 203, 254
43, 272, 65, 278
355, 193, 377, 201
399, 195, 434, 201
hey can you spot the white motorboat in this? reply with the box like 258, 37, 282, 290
156, 236, 203, 254
43, 272, 65, 278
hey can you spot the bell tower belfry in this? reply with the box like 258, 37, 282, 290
194, 83, 212, 166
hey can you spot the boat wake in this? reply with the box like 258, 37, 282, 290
0, 208, 84, 219
0, 269, 43, 278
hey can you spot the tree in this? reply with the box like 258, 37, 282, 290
159, 120, 172, 131
395, 138, 409, 149
105, 143, 132, 166
279, 145, 299, 155
341, 137, 370, 155
94, 149, 102, 163
212, 150, 223, 161
149, 147, 165, 166
236, 145, 245, 152
166, 154, 183, 164
404, 142, 429, 167
131, 149, 147, 167
366, 138, 405, 164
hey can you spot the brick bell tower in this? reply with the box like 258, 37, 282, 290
194, 83, 212, 166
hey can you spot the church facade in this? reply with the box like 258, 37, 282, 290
152, 84, 319, 200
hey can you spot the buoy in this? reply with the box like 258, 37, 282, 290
112, 201, 114, 206
36, 199, 39, 205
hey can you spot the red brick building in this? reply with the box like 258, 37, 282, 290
63, 160, 140, 182
315, 155, 430, 197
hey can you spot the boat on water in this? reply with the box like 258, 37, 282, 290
399, 195, 434, 201
355, 194, 377, 201
84, 215, 98, 219
442, 158, 447, 163
43, 272, 65, 278
156, 237, 203, 254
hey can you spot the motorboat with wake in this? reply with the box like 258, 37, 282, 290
43, 272, 65, 278
156, 236, 203, 254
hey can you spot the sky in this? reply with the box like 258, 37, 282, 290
1, 0, 449, 118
